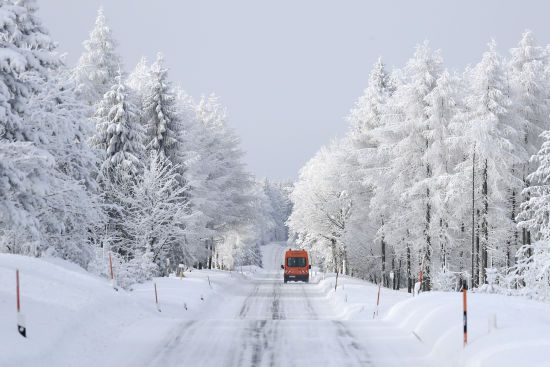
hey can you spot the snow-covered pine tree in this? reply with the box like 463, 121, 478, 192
92, 72, 144, 183
90, 72, 144, 267
347, 57, 393, 285
141, 53, 182, 165
348, 57, 392, 144
509, 31, 550, 262
22, 67, 104, 265
452, 40, 524, 286
120, 151, 200, 274
0, 0, 103, 264
0, 0, 56, 141
127, 57, 150, 97
194, 94, 261, 269
0, 142, 53, 255
372, 42, 443, 291
287, 139, 356, 274
72, 6, 122, 106
516, 128, 550, 299
423, 70, 462, 275
509, 30, 549, 158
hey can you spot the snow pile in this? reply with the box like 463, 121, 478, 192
385, 291, 550, 367
313, 272, 550, 367
0, 254, 221, 367
3, 249, 550, 367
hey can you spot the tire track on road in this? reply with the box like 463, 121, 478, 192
333, 321, 373, 366
239, 284, 260, 319
147, 320, 199, 367
301, 284, 318, 320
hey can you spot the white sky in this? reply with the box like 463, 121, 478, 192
39, 0, 550, 181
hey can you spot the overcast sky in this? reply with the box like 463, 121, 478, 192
39, 0, 550, 181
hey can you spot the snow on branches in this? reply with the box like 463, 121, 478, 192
289, 33, 550, 299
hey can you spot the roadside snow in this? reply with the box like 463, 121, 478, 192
0, 254, 222, 367
1, 250, 550, 367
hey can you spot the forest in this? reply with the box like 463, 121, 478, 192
2, 0, 550, 301
288, 33, 550, 299
0, 2, 291, 288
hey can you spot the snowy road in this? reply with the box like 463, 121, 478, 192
139, 244, 433, 367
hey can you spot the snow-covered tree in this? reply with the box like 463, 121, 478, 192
451, 40, 524, 286
508, 31, 550, 260
347, 57, 393, 284
22, 68, 103, 265
0, 1, 103, 266
92, 73, 143, 183
509, 30, 549, 158
0, 142, 53, 255
141, 53, 182, 165
288, 139, 356, 273
193, 94, 264, 269
72, 6, 122, 106
423, 71, 463, 275
0, 0, 58, 141
263, 180, 293, 241
371, 42, 443, 290
118, 152, 204, 272
515, 128, 550, 299
126, 57, 150, 97
348, 57, 392, 144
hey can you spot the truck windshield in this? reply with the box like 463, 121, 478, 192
287, 257, 306, 267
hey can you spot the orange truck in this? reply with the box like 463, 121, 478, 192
281, 249, 311, 283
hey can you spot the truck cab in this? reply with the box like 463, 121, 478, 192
281, 249, 311, 283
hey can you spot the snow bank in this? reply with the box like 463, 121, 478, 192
3, 252, 550, 367
314, 272, 550, 367
385, 291, 550, 366
0, 254, 227, 367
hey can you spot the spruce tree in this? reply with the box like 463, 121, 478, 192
92, 73, 143, 183
73, 7, 122, 106
142, 53, 181, 164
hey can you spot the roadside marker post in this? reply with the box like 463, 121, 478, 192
335, 272, 339, 292
154, 283, 161, 312
463, 280, 468, 347
16, 269, 26, 338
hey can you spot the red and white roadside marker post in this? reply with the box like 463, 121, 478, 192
108, 252, 118, 291
462, 280, 468, 347
16, 269, 26, 338
154, 283, 161, 312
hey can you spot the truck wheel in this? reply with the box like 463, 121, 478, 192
305, 276, 309, 283
284, 276, 288, 283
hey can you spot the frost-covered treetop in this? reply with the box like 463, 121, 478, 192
348, 57, 391, 135
73, 6, 122, 105
510, 30, 547, 70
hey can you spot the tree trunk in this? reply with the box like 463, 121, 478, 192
474, 219, 480, 287
425, 194, 431, 291
471, 148, 476, 288
207, 237, 214, 270
480, 159, 488, 284
330, 238, 338, 273
397, 259, 402, 290
407, 243, 412, 293
381, 236, 386, 287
